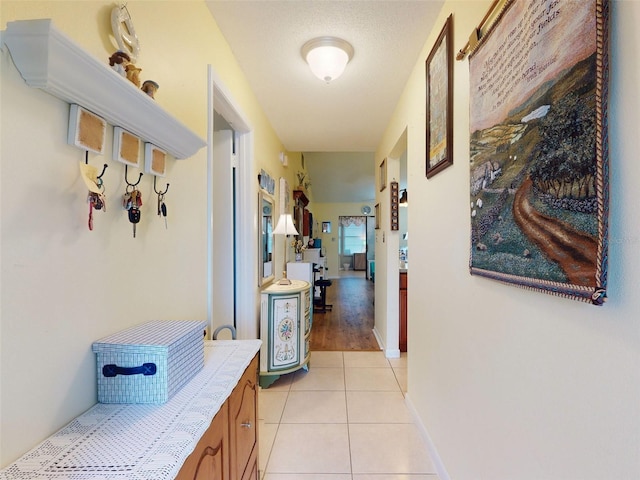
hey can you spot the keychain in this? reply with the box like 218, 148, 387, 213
88, 190, 106, 231
123, 166, 144, 238
154, 177, 170, 230
80, 161, 108, 231
157, 193, 168, 229
123, 185, 142, 237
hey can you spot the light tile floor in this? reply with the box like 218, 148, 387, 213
258, 350, 440, 480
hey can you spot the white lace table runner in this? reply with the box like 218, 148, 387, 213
0, 340, 261, 480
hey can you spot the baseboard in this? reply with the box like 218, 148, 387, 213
404, 393, 451, 480
371, 327, 399, 358
371, 327, 384, 350
385, 347, 400, 358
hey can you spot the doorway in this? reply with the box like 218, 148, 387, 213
208, 66, 256, 339
338, 216, 367, 274
373, 128, 407, 358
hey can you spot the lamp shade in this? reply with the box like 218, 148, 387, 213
273, 214, 299, 236
302, 37, 354, 83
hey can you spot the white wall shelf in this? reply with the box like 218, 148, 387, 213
1, 19, 206, 160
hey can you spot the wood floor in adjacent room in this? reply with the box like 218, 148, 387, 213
309, 274, 380, 351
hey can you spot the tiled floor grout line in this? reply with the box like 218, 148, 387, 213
260, 351, 435, 479
342, 352, 355, 477
260, 378, 291, 479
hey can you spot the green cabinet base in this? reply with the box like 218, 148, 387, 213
259, 360, 310, 389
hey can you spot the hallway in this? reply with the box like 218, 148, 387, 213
310, 274, 379, 351
258, 350, 438, 479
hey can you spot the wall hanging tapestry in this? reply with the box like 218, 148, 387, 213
468, 0, 609, 305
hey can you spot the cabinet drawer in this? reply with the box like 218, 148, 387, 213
230, 355, 258, 479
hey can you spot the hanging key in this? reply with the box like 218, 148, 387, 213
157, 193, 164, 216
123, 191, 132, 210
128, 206, 141, 238
130, 190, 138, 210
161, 201, 167, 229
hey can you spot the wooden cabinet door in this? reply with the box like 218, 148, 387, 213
241, 449, 259, 480
176, 405, 230, 480
229, 356, 259, 479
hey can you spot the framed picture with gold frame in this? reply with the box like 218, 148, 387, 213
374, 203, 381, 229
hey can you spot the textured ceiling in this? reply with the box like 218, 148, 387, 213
206, 0, 443, 202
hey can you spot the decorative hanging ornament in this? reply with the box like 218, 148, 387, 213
111, 4, 140, 63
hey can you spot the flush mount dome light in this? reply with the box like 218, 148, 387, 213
301, 36, 354, 83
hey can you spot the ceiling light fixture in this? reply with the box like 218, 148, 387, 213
301, 36, 354, 83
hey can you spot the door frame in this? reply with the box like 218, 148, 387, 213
207, 66, 257, 339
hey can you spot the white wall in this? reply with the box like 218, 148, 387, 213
377, 1, 640, 478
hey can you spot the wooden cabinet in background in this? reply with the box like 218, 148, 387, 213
399, 272, 408, 352
177, 355, 259, 480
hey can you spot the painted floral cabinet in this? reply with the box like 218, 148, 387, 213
259, 280, 312, 388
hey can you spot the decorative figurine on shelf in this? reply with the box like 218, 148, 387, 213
141, 80, 159, 99
109, 50, 130, 77
125, 63, 142, 87
292, 239, 306, 261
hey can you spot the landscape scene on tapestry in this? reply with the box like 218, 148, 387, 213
469, 0, 604, 295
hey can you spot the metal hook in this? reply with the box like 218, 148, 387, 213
124, 164, 143, 187
84, 151, 108, 189
97, 163, 108, 180
153, 176, 170, 195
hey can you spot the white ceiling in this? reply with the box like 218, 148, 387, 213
206, 0, 443, 202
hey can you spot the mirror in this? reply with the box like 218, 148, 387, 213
259, 192, 274, 286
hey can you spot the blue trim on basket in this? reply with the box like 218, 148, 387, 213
102, 363, 157, 377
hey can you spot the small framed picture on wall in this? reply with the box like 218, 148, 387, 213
379, 158, 387, 191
